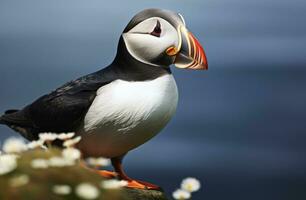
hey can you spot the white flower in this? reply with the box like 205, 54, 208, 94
62, 148, 81, 161
48, 156, 74, 167
39, 133, 58, 142
27, 140, 45, 149
31, 159, 49, 169
57, 132, 75, 140
2, 137, 27, 153
101, 179, 127, 189
75, 183, 100, 200
52, 184, 71, 195
63, 136, 81, 148
86, 157, 110, 167
9, 174, 30, 187
172, 189, 191, 200
0, 154, 18, 175
181, 177, 201, 192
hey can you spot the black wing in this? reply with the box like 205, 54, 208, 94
0, 55, 171, 140
0, 67, 116, 140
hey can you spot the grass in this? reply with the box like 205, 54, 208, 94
0, 148, 130, 200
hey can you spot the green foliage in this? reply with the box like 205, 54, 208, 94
0, 148, 129, 200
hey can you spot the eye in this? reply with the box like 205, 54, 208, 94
150, 20, 161, 37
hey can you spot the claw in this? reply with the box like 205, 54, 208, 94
96, 170, 118, 179
124, 180, 162, 190
126, 180, 146, 189
80, 161, 118, 179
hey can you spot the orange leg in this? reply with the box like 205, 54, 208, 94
96, 170, 118, 179
80, 160, 117, 179
111, 156, 161, 190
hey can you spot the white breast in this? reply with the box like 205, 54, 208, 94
78, 74, 178, 158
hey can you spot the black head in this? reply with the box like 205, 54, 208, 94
114, 9, 208, 73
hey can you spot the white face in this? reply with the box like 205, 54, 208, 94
122, 17, 179, 66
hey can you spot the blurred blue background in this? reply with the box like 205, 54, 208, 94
0, 0, 306, 199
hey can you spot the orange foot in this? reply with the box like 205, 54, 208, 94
96, 170, 118, 179
125, 180, 162, 190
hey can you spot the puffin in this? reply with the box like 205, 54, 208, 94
0, 9, 207, 189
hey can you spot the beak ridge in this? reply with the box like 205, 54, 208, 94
174, 26, 208, 70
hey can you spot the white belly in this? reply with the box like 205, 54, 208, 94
77, 74, 178, 158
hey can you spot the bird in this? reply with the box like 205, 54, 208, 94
0, 8, 207, 190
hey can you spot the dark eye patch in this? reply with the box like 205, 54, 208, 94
150, 20, 161, 37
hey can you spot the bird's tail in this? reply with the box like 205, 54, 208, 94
0, 109, 20, 125
0, 109, 37, 140
0, 116, 4, 124
4, 109, 20, 115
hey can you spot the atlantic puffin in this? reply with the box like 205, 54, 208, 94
0, 9, 207, 189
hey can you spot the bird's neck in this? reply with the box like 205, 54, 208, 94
109, 37, 171, 81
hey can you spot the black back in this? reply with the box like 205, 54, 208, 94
0, 9, 179, 140
0, 35, 171, 141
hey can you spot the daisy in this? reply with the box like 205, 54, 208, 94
9, 174, 30, 187
27, 140, 45, 149
86, 157, 110, 168
39, 133, 58, 143
0, 154, 18, 175
31, 158, 49, 169
63, 136, 82, 148
52, 184, 71, 195
172, 189, 191, 200
57, 132, 75, 140
100, 179, 128, 189
2, 137, 27, 154
181, 177, 201, 192
62, 148, 81, 161
75, 183, 100, 200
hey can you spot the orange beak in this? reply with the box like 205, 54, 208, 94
168, 25, 208, 70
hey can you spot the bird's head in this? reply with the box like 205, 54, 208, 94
118, 9, 208, 70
